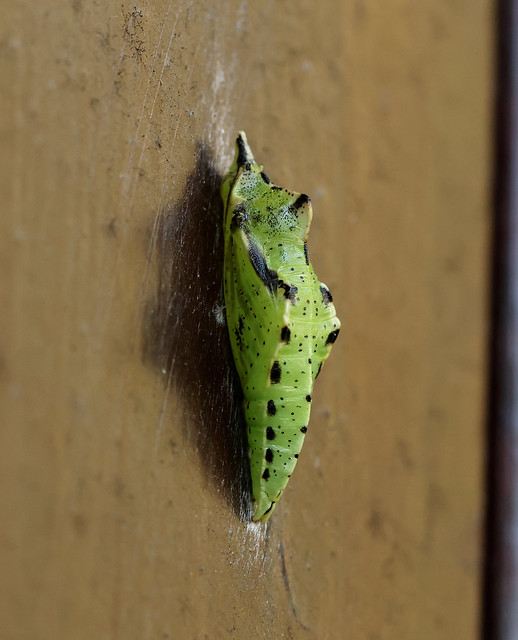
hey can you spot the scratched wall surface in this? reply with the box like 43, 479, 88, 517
0, 1, 493, 639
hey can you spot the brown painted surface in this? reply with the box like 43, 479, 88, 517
0, 1, 493, 639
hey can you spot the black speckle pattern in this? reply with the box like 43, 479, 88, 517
267, 400, 276, 415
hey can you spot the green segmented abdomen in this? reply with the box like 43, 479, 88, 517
245, 385, 312, 521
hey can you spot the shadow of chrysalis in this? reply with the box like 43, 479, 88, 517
142, 141, 252, 521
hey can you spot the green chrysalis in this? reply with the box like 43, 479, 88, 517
221, 132, 340, 523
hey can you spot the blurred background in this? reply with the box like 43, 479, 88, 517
0, 1, 510, 638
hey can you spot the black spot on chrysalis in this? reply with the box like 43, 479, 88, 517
267, 400, 276, 415
300, 426, 307, 433
270, 361, 281, 384
236, 135, 248, 166
266, 426, 276, 440
262, 468, 270, 480
305, 395, 312, 402
265, 449, 274, 463
303, 243, 309, 265
246, 234, 278, 294
280, 326, 291, 343
320, 285, 333, 305
315, 362, 323, 378
293, 193, 311, 209
279, 280, 298, 304
326, 329, 340, 344
260, 172, 271, 184
231, 203, 246, 229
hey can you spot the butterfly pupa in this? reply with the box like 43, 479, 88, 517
221, 131, 340, 522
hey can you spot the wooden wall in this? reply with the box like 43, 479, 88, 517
0, 1, 494, 638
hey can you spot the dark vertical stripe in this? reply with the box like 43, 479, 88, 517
484, 3, 518, 639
